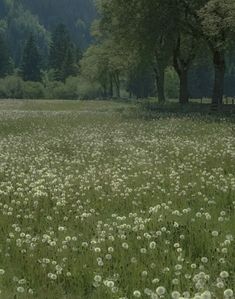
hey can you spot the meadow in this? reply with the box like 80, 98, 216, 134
0, 100, 234, 299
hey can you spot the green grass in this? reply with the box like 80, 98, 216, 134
0, 100, 234, 299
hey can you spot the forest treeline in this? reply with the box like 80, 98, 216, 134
0, 0, 235, 102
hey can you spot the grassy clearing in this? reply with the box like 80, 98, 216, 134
0, 100, 234, 299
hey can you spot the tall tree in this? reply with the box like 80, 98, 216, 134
97, 0, 174, 102
80, 40, 130, 98
21, 34, 42, 81
198, 0, 235, 105
0, 33, 12, 78
176, 0, 235, 105
173, 34, 198, 104
127, 60, 156, 99
3, 0, 50, 66
97, 0, 199, 103
49, 24, 78, 81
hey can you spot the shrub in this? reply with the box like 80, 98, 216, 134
77, 77, 102, 99
44, 77, 79, 99
0, 74, 102, 100
23, 81, 45, 99
0, 75, 24, 99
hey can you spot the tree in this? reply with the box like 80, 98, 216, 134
81, 44, 111, 97
3, 0, 50, 66
173, 34, 198, 103
97, 0, 200, 103
97, 0, 235, 104
127, 60, 156, 99
20, 0, 96, 48
175, 0, 235, 105
97, 0, 173, 102
61, 44, 79, 80
49, 24, 78, 82
0, 33, 12, 78
198, 0, 235, 104
188, 50, 213, 99
21, 34, 42, 82
80, 41, 129, 98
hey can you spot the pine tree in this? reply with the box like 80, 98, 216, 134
21, 34, 41, 81
0, 33, 12, 78
61, 44, 78, 80
49, 24, 78, 82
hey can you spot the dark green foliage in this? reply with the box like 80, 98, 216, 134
45, 77, 79, 99
2, 0, 50, 66
21, 34, 42, 82
0, 0, 7, 18
0, 0, 95, 66
23, 81, 45, 99
49, 24, 78, 81
189, 53, 214, 98
127, 63, 156, 98
61, 44, 78, 81
0, 75, 24, 98
0, 33, 12, 77
20, 0, 96, 48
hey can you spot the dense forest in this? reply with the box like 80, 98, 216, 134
0, 0, 95, 63
0, 0, 235, 103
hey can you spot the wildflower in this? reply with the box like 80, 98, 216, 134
220, 271, 229, 278
224, 289, 233, 297
172, 291, 181, 299
17, 287, 25, 293
149, 241, 156, 249
94, 275, 102, 282
156, 286, 166, 296
201, 291, 211, 299
133, 290, 141, 297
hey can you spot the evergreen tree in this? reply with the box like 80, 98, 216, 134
49, 24, 78, 81
61, 44, 78, 80
21, 34, 41, 81
0, 33, 12, 78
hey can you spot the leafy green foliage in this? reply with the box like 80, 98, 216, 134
0, 75, 24, 98
198, 0, 235, 49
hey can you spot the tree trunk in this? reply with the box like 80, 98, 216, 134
116, 74, 120, 98
113, 72, 120, 98
212, 50, 225, 105
154, 65, 166, 103
109, 74, 113, 98
173, 55, 189, 104
173, 35, 194, 105
179, 69, 189, 104
102, 82, 108, 98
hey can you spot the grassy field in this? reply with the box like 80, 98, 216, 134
0, 100, 234, 299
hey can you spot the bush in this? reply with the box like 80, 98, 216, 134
23, 81, 45, 99
0, 74, 102, 100
77, 77, 102, 99
0, 75, 24, 98
45, 78, 78, 100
